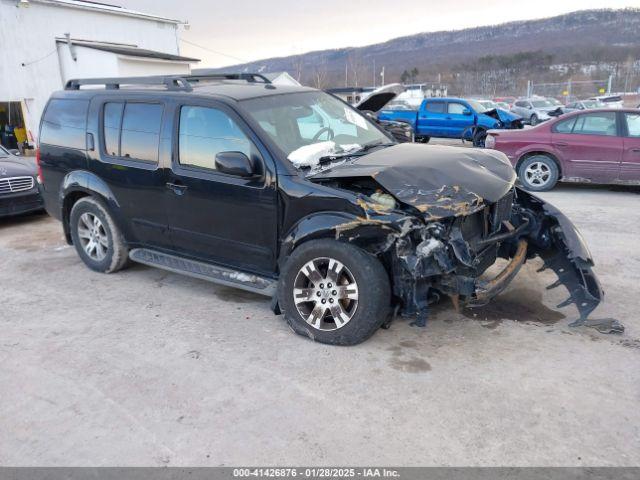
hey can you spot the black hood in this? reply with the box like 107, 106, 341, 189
0, 157, 37, 177
310, 144, 516, 219
355, 84, 405, 113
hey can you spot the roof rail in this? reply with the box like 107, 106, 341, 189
185, 73, 272, 84
65, 75, 193, 91
64, 73, 272, 92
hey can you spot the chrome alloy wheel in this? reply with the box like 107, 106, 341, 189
524, 161, 551, 187
293, 257, 359, 331
77, 212, 109, 261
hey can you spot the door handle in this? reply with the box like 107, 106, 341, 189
631, 148, 640, 153
554, 142, 569, 147
166, 182, 188, 195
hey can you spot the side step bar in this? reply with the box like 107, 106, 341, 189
129, 248, 277, 297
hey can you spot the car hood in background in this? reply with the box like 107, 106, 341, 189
0, 157, 37, 177
482, 108, 522, 125
355, 83, 406, 113
310, 143, 516, 219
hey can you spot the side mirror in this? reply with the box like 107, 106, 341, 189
462, 108, 472, 116
215, 151, 255, 177
527, 105, 533, 110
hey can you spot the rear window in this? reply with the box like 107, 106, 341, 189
102, 102, 163, 163
425, 102, 445, 113
553, 117, 577, 133
40, 99, 89, 149
572, 112, 617, 136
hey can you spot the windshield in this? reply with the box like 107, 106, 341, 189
583, 100, 604, 108
547, 98, 562, 106
478, 100, 497, 110
466, 100, 488, 113
241, 91, 390, 158
531, 99, 554, 108
0, 145, 9, 157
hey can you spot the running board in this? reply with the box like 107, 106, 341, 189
129, 248, 276, 297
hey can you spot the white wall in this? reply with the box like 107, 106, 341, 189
0, 0, 185, 141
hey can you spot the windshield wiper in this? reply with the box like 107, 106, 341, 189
314, 141, 396, 167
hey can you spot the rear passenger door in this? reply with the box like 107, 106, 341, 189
620, 111, 640, 183
165, 100, 278, 275
417, 100, 447, 137
89, 96, 172, 250
551, 111, 622, 182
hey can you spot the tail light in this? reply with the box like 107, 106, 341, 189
36, 148, 44, 184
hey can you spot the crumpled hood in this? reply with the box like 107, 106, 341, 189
310, 143, 516, 219
0, 157, 37, 177
482, 108, 522, 125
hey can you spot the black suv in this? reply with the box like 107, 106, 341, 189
38, 74, 609, 345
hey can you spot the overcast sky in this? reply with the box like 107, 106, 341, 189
124, 0, 640, 67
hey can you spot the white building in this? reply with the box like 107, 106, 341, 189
0, 0, 198, 151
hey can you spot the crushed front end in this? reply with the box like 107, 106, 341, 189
384, 186, 614, 331
308, 143, 620, 333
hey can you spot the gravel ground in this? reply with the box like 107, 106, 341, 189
1, 183, 639, 467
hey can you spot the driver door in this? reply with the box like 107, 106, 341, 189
165, 100, 278, 275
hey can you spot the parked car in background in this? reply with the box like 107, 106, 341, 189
493, 96, 516, 105
485, 109, 640, 191
0, 145, 43, 217
353, 84, 414, 143
563, 99, 606, 113
495, 101, 511, 110
590, 95, 624, 109
37, 74, 606, 344
378, 97, 522, 147
510, 97, 560, 125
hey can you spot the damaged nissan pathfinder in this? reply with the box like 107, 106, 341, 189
38, 74, 615, 346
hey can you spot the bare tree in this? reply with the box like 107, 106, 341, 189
347, 51, 365, 87
312, 59, 329, 89
292, 55, 304, 83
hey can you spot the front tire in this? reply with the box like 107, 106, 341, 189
530, 114, 539, 126
69, 197, 129, 273
278, 239, 391, 345
518, 155, 559, 191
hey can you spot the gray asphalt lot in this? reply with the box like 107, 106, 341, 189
1, 182, 639, 466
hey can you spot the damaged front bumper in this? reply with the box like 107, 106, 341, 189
376, 187, 619, 332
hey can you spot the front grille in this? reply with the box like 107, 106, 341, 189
0, 176, 35, 195
491, 189, 514, 233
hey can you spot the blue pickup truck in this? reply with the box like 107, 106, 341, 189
377, 97, 523, 147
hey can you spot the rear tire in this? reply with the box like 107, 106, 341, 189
278, 239, 391, 346
518, 155, 559, 191
416, 136, 430, 144
530, 114, 539, 126
472, 128, 487, 148
69, 197, 129, 273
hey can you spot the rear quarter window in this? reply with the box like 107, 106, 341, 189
40, 99, 89, 149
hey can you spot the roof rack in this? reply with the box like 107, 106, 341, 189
64, 73, 272, 91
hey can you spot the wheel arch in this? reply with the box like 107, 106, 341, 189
60, 171, 124, 244
279, 212, 395, 269
516, 151, 563, 178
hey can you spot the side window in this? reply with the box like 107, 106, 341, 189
120, 103, 163, 163
179, 106, 252, 171
624, 113, 640, 137
447, 103, 466, 114
553, 117, 576, 134
40, 99, 89, 149
425, 102, 445, 113
514, 101, 524, 108
572, 112, 617, 136
103, 102, 123, 156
